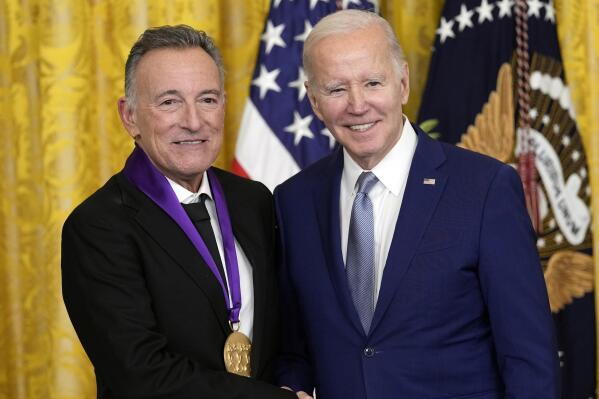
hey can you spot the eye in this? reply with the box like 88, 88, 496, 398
327, 87, 345, 96
366, 80, 382, 87
160, 99, 178, 106
199, 96, 220, 107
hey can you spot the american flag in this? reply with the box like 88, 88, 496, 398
233, 0, 379, 191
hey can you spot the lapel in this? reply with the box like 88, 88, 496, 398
370, 127, 448, 334
313, 149, 366, 336
211, 169, 269, 378
117, 173, 230, 335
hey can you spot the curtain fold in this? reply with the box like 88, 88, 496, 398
381, 0, 443, 120
0, 1, 596, 397
553, 0, 599, 383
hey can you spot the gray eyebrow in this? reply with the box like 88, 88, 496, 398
154, 88, 222, 100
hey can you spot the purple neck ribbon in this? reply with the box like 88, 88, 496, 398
123, 146, 242, 324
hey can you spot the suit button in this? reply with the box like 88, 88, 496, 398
363, 347, 375, 357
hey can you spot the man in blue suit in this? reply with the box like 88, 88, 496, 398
275, 10, 559, 399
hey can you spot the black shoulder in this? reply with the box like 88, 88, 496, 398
64, 173, 135, 229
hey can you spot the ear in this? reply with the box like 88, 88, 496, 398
399, 63, 410, 105
305, 81, 324, 121
117, 97, 140, 140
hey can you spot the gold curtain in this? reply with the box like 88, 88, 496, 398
0, 1, 271, 397
553, 0, 599, 379
0, 0, 597, 397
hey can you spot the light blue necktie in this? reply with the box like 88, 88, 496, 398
346, 171, 378, 334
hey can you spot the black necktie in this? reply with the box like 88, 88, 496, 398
182, 194, 227, 285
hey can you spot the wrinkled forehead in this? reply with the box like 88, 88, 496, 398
309, 29, 396, 83
134, 48, 223, 95
136, 47, 218, 75
312, 24, 386, 54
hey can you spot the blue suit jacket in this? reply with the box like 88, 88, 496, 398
274, 127, 559, 399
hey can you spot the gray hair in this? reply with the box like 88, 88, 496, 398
124, 24, 224, 104
303, 10, 406, 81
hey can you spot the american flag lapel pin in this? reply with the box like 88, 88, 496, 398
423, 178, 436, 185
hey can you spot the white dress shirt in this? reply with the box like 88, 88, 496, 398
167, 173, 255, 340
340, 117, 418, 302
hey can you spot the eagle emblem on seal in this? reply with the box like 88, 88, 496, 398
458, 56, 593, 313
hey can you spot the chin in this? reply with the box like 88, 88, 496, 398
183, 167, 210, 178
349, 145, 380, 158
176, 159, 210, 171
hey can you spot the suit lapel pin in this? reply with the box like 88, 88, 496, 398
423, 178, 436, 185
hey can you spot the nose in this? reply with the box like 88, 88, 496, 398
181, 103, 202, 132
347, 86, 368, 114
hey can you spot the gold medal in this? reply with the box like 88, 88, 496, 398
224, 330, 252, 377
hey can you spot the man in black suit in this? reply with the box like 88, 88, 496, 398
61, 25, 295, 399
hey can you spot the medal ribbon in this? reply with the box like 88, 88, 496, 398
123, 146, 242, 323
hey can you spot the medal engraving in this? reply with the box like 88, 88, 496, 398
224, 331, 252, 377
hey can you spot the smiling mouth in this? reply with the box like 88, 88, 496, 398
348, 122, 376, 132
173, 139, 207, 145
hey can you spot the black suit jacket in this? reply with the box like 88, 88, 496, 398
62, 167, 295, 399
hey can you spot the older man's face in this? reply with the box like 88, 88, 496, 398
119, 47, 225, 191
306, 25, 409, 170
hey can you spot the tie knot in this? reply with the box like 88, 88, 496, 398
182, 194, 211, 222
356, 172, 378, 195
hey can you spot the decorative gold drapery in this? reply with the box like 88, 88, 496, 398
553, 0, 599, 380
1, 1, 597, 397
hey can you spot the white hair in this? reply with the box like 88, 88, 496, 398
303, 9, 406, 81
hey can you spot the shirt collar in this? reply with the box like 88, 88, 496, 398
342, 116, 418, 196
166, 171, 212, 204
